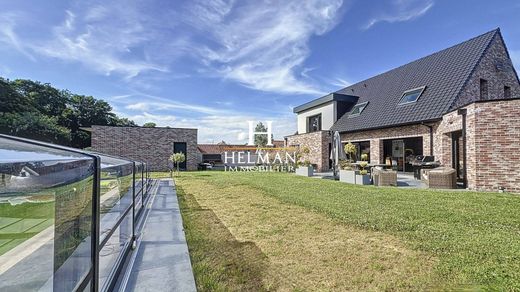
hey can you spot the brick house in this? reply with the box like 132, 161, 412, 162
287, 28, 520, 192
91, 125, 198, 171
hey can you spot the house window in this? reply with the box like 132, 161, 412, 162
307, 114, 321, 132
349, 101, 369, 117
504, 85, 511, 98
398, 86, 426, 105
480, 79, 488, 99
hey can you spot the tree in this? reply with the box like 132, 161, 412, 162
11, 79, 68, 117
143, 122, 156, 127
0, 77, 137, 147
114, 117, 137, 127
0, 112, 70, 144
254, 122, 273, 147
169, 152, 186, 175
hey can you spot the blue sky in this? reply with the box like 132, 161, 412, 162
1, 0, 519, 143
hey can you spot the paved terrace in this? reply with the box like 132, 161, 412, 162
118, 179, 196, 292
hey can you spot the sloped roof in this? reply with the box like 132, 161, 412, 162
331, 29, 499, 133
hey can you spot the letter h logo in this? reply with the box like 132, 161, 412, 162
248, 121, 273, 146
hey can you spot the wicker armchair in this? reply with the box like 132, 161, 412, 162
426, 167, 457, 189
372, 168, 397, 187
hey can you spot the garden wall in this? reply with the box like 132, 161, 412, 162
91, 125, 198, 171
286, 131, 330, 172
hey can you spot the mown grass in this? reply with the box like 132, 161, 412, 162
173, 171, 520, 291
176, 182, 270, 291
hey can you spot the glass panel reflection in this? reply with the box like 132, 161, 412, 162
99, 211, 132, 290
99, 156, 133, 244
0, 137, 93, 291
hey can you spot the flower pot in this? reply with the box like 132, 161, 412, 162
355, 174, 371, 185
296, 166, 313, 177
339, 169, 358, 184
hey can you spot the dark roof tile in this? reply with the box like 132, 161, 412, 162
331, 29, 499, 132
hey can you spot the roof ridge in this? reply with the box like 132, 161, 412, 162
445, 28, 500, 111
334, 28, 500, 94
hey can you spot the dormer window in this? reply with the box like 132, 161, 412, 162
349, 102, 368, 117
398, 86, 426, 105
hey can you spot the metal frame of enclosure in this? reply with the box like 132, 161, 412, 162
0, 134, 154, 292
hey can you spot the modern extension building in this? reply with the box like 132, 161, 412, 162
91, 125, 198, 171
287, 28, 520, 192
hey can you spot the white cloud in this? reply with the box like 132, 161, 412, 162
125, 112, 177, 125
0, 4, 168, 79
115, 91, 296, 143
0, 0, 346, 95
125, 101, 223, 115
36, 8, 168, 79
328, 77, 352, 88
0, 13, 35, 61
183, 0, 345, 95
121, 110, 296, 144
363, 0, 434, 30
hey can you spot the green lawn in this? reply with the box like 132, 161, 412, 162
174, 171, 520, 291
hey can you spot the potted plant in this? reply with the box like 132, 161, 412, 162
339, 142, 358, 184
169, 152, 186, 177
355, 153, 371, 185
295, 147, 314, 177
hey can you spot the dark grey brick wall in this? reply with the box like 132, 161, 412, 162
91, 126, 198, 171
453, 33, 520, 109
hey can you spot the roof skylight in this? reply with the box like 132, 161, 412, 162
398, 86, 426, 105
349, 101, 368, 117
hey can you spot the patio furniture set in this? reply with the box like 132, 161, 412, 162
296, 155, 458, 189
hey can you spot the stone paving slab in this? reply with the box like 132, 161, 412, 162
125, 179, 196, 292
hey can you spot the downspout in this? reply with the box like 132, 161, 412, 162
421, 123, 434, 156
457, 109, 468, 189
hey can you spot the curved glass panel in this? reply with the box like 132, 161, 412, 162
98, 155, 133, 244
0, 137, 94, 291
97, 154, 134, 291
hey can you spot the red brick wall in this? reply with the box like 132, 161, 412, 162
471, 99, 520, 192
286, 131, 330, 172
341, 124, 433, 164
452, 33, 520, 109
337, 99, 520, 192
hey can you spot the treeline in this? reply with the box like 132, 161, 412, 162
0, 77, 136, 148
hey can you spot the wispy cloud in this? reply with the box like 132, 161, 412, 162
125, 101, 224, 115
183, 0, 345, 95
37, 8, 168, 79
114, 90, 295, 142
0, 0, 346, 95
136, 113, 296, 143
121, 102, 295, 143
328, 77, 352, 88
363, 0, 434, 30
0, 4, 168, 80
0, 12, 35, 61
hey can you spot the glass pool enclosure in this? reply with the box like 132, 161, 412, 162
0, 134, 152, 291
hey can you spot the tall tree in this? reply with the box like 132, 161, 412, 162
11, 79, 68, 117
0, 77, 136, 148
254, 122, 272, 147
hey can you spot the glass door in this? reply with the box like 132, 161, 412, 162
452, 131, 464, 181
